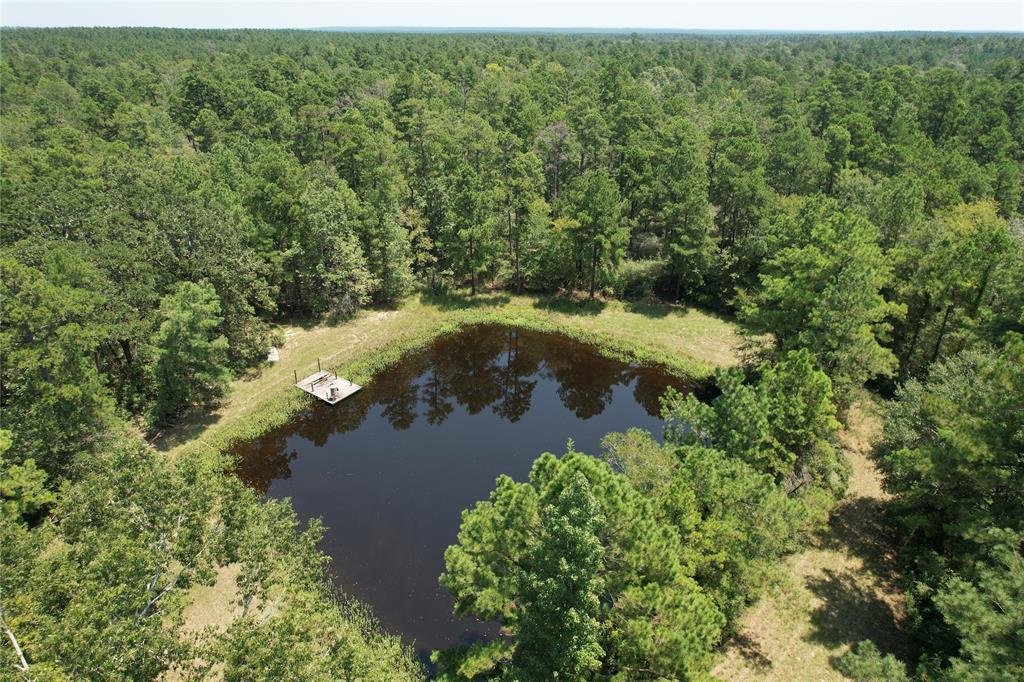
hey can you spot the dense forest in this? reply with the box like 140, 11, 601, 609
1, 28, 1022, 680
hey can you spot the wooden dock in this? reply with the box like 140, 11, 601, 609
295, 370, 362, 404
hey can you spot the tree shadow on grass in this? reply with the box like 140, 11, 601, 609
622, 299, 674, 318
273, 312, 325, 332
274, 301, 404, 332
150, 410, 223, 453
805, 493, 913, 672
817, 496, 904, 594
805, 567, 910, 663
728, 630, 773, 672
531, 295, 606, 316
418, 290, 512, 310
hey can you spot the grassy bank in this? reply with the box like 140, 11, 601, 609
713, 399, 910, 680
156, 292, 745, 458
168, 293, 908, 681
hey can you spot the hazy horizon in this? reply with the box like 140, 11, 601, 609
3, 1, 1022, 33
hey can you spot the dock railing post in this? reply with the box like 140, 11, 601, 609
294, 369, 298, 383
318, 357, 322, 372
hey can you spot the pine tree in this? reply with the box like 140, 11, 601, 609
439, 451, 723, 680
656, 117, 717, 299
151, 281, 231, 423
512, 472, 605, 679
566, 169, 626, 299
740, 199, 903, 404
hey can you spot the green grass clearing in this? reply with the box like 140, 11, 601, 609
155, 291, 746, 459
166, 293, 908, 681
713, 399, 911, 681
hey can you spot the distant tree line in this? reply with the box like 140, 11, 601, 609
1, 28, 1022, 679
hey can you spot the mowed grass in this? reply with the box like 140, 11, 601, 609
155, 291, 746, 458
713, 399, 911, 681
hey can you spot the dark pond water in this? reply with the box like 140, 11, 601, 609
232, 324, 694, 658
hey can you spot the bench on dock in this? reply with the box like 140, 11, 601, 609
295, 370, 361, 404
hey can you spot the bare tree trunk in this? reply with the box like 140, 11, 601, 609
899, 291, 931, 378
514, 236, 522, 294
469, 236, 476, 296
507, 206, 515, 290
1, 603, 29, 672
930, 303, 956, 366
119, 339, 134, 365
970, 261, 996, 316
589, 242, 599, 299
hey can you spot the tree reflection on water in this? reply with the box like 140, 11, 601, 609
230, 324, 697, 656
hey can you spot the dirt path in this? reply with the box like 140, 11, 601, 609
714, 401, 910, 681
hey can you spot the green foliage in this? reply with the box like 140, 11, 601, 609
0, 430, 56, 522
432, 640, 516, 682
663, 349, 842, 488
708, 110, 770, 248
151, 281, 231, 423
2, 28, 1021, 428
655, 116, 716, 299
878, 335, 1024, 555
602, 425, 814, 627
500, 151, 547, 293
824, 123, 851, 194
448, 161, 497, 295
4, 26, 1024, 678
440, 449, 724, 680
768, 114, 827, 196
0, 254, 117, 477
641, 351, 846, 624
740, 199, 903, 403
610, 258, 666, 300
1, 435, 223, 677
667, 367, 773, 470
566, 169, 628, 299
214, 594, 422, 682
836, 640, 910, 682
0, 432, 421, 679
286, 174, 373, 316
512, 472, 606, 679
760, 349, 844, 493
877, 336, 1024, 672
671, 445, 811, 621
890, 201, 1019, 379
934, 528, 1024, 681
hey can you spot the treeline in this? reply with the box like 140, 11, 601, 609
2, 29, 1022, 429
1, 28, 1023, 679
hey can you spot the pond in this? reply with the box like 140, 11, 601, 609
232, 324, 698, 659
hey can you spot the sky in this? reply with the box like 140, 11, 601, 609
2, 0, 1022, 32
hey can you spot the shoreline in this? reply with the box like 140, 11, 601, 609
158, 292, 744, 458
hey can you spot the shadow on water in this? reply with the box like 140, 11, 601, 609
231, 324, 695, 661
